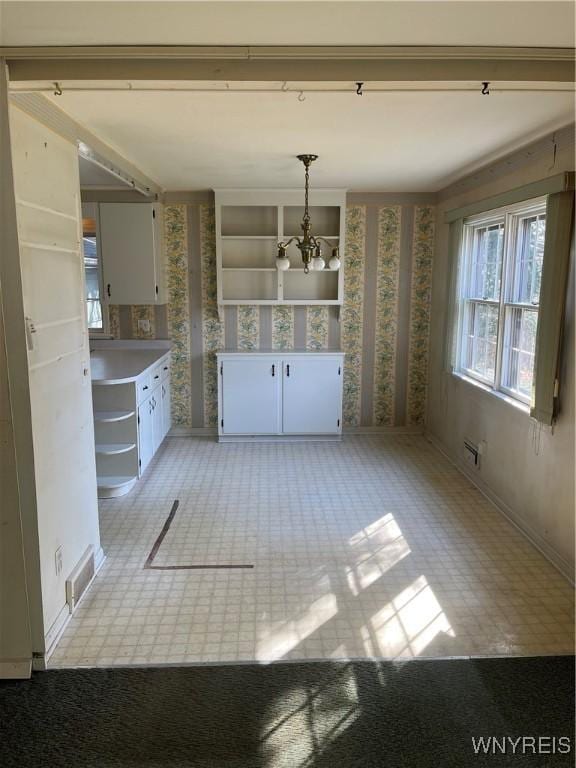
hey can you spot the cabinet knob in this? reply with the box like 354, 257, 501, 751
154, 375, 159, 380
107, 283, 111, 298
143, 385, 149, 390
286, 364, 290, 377
272, 364, 275, 377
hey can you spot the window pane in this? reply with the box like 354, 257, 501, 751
512, 213, 546, 305
467, 223, 504, 301
464, 301, 498, 383
83, 234, 103, 330
502, 307, 538, 399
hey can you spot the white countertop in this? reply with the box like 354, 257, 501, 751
91, 349, 170, 385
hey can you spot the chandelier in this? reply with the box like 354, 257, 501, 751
276, 155, 341, 274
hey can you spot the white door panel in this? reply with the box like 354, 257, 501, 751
221, 357, 280, 434
282, 357, 342, 434
138, 396, 154, 475
10, 106, 100, 639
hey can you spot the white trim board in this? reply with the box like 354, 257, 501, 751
425, 430, 574, 584
0, 659, 32, 680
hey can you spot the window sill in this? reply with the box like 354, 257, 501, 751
451, 371, 530, 415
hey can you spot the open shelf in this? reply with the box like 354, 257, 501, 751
283, 270, 339, 301
221, 205, 277, 237
222, 269, 277, 301
97, 475, 138, 499
95, 443, 136, 455
216, 191, 345, 305
94, 410, 135, 423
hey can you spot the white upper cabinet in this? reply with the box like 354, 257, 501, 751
215, 189, 346, 306
99, 202, 165, 305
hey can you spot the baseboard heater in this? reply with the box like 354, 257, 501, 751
65, 545, 95, 613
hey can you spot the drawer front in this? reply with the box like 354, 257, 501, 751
137, 373, 152, 404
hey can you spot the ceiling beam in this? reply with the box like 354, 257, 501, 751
2, 46, 574, 83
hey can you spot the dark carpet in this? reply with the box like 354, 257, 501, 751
0, 657, 573, 767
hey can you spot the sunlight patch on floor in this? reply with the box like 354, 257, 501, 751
361, 575, 455, 659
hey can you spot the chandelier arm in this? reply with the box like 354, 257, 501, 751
278, 236, 299, 248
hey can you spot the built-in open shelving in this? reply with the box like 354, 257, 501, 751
95, 443, 136, 455
215, 189, 346, 306
93, 410, 135, 423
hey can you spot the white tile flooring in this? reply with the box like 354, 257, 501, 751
49, 435, 574, 668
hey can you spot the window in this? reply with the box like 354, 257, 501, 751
456, 197, 546, 405
82, 207, 107, 334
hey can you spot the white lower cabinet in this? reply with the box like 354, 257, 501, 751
220, 356, 280, 434
138, 395, 155, 476
282, 356, 342, 434
218, 352, 343, 439
93, 349, 171, 496
161, 380, 171, 439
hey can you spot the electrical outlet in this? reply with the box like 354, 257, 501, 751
55, 546, 63, 577
138, 318, 151, 333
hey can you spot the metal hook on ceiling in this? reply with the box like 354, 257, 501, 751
53, 82, 63, 96
281, 81, 289, 92
481, 82, 490, 95
298, 91, 306, 102
356, 82, 364, 96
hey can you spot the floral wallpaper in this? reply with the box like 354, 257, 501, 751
407, 206, 435, 425
237, 305, 260, 351
200, 204, 224, 427
341, 205, 366, 427
272, 306, 294, 350
165, 204, 192, 427
113, 201, 435, 430
306, 306, 329, 350
373, 206, 401, 426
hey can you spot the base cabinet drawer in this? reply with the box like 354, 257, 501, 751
218, 353, 343, 438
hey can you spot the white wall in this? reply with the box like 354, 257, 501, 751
427, 130, 575, 577
9, 105, 102, 654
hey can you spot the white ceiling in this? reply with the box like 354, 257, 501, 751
1, 1, 574, 47
46, 85, 574, 191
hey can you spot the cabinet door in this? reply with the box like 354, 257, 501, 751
152, 389, 164, 453
100, 203, 161, 305
221, 357, 280, 434
282, 357, 342, 434
161, 380, 171, 439
138, 395, 154, 475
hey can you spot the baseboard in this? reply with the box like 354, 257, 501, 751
169, 426, 423, 438
0, 659, 32, 679
425, 430, 574, 584
344, 425, 424, 435
35, 548, 107, 671
169, 427, 217, 437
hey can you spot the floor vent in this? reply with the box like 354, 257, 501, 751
66, 546, 95, 613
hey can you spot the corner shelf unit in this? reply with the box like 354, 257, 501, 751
215, 189, 346, 305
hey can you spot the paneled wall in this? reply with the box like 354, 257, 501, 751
111, 196, 435, 430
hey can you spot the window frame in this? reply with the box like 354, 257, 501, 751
455, 196, 547, 407
82, 203, 110, 338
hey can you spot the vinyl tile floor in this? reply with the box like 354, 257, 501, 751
49, 435, 574, 668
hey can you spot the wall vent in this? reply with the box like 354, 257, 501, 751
65, 546, 95, 613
